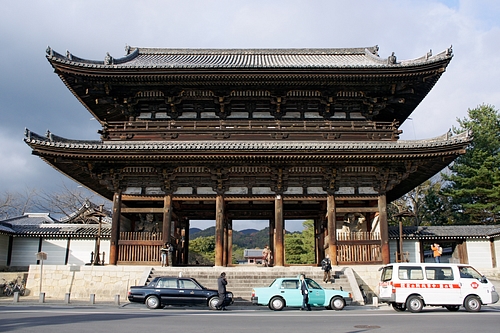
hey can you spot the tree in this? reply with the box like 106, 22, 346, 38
442, 104, 500, 224
284, 220, 315, 264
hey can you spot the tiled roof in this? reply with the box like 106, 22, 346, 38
46, 45, 453, 70
24, 129, 471, 152
9, 224, 111, 238
1, 213, 58, 226
389, 225, 500, 240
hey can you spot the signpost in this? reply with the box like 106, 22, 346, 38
36, 251, 47, 296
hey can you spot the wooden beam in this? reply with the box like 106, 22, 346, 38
121, 207, 164, 213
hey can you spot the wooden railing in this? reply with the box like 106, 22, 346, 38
100, 119, 400, 141
118, 232, 163, 263
336, 232, 382, 264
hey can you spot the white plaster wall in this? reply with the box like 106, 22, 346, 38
0, 234, 9, 265
41, 239, 67, 265
10, 238, 39, 266
67, 239, 97, 265
467, 239, 493, 268
402, 240, 421, 263
494, 237, 500, 268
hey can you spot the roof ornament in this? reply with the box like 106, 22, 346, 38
104, 52, 113, 65
446, 45, 453, 56
125, 44, 131, 55
66, 50, 72, 61
46, 46, 53, 57
426, 49, 432, 59
387, 52, 397, 64
45, 130, 54, 142
24, 128, 31, 140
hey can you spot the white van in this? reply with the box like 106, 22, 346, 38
378, 263, 499, 312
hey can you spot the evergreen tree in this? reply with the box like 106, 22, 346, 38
442, 104, 500, 224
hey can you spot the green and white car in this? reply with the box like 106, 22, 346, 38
251, 276, 352, 311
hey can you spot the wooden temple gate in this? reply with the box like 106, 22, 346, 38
27, 45, 469, 267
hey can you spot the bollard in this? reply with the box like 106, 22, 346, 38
65, 293, 71, 304
114, 294, 120, 306
13, 291, 20, 303
372, 296, 379, 307
39, 292, 45, 303
90, 294, 96, 304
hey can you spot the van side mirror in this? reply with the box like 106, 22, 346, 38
480, 275, 488, 283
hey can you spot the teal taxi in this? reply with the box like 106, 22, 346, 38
251, 276, 352, 311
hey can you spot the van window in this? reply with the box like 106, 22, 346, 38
398, 266, 423, 280
425, 267, 454, 280
380, 266, 393, 282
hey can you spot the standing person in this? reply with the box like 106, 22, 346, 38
167, 242, 173, 267
215, 272, 228, 310
262, 245, 272, 267
160, 243, 168, 267
321, 254, 332, 283
431, 243, 442, 263
300, 274, 311, 311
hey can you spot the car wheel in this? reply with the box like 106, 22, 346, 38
145, 295, 161, 309
464, 295, 481, 312
208, 297, 220, 310
406, 295, 424, 313
330, 296, 345, 310
392, 303, 407, 312
445, 305, 460, 312
269, 296, 285, 311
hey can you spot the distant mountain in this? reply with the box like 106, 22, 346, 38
238, 229, 259, 235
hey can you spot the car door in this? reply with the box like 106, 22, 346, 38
305, 279, 325, 306
156, 278, 182, 305
178, 278, 205, 306
278, 279, 302, 307
458, 266, 489, 302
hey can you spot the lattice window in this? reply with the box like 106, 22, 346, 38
289, 166, 323, 173
123, 166, 156, 174
342, 166, 377, 173
175, 166, 209, 173
229, 166, 271, 173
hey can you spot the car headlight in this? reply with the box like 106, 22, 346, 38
227, 292, 234, 298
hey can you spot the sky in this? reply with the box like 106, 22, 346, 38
1, 0, 499, 231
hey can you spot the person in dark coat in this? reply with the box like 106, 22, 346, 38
216, 272, 228, 310
300, 274, 311, 311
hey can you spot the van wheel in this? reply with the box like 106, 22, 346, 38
392, 303, 406, 312
464, 295, 481, 312
406, 296, 424, 313
445, 305, 460, 312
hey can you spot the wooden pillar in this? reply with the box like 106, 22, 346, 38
109, 190, 122, 265
314, 218, 322, 265
379, 194, 390, 264
223, 219, 228, 267
269, 217, 275, 258
162, 195, 172, 244
183, 220, 189, 265
327, 194, 337, 265
274, 195, 284, 266
215, 195, 224, 266
228, 220, 233, 266
318, 213, 326, 262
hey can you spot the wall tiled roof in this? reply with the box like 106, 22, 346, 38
7, 224, 111, 238
389, 225, 500, 240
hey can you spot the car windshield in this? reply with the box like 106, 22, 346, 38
306, 279, 322, 289
458, 266, 483, 280
380, 266, 393, 282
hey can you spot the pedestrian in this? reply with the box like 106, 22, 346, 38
300, 274, 311, 311
160, 243, 168, 267
431, 243, 442, 263
167, 242, 173, 266
215, 272, 228, 310
321, 254, 332, 283
262, 245, 272, 267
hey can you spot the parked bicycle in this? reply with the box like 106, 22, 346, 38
2, 277, 26, 297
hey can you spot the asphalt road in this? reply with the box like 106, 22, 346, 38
1, 303, 499, 333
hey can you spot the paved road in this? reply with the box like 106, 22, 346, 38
1, 302, 499, 333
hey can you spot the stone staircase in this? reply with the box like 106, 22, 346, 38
146, 266, 356, 305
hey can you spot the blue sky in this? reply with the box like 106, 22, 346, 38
1, 0, 499, 231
